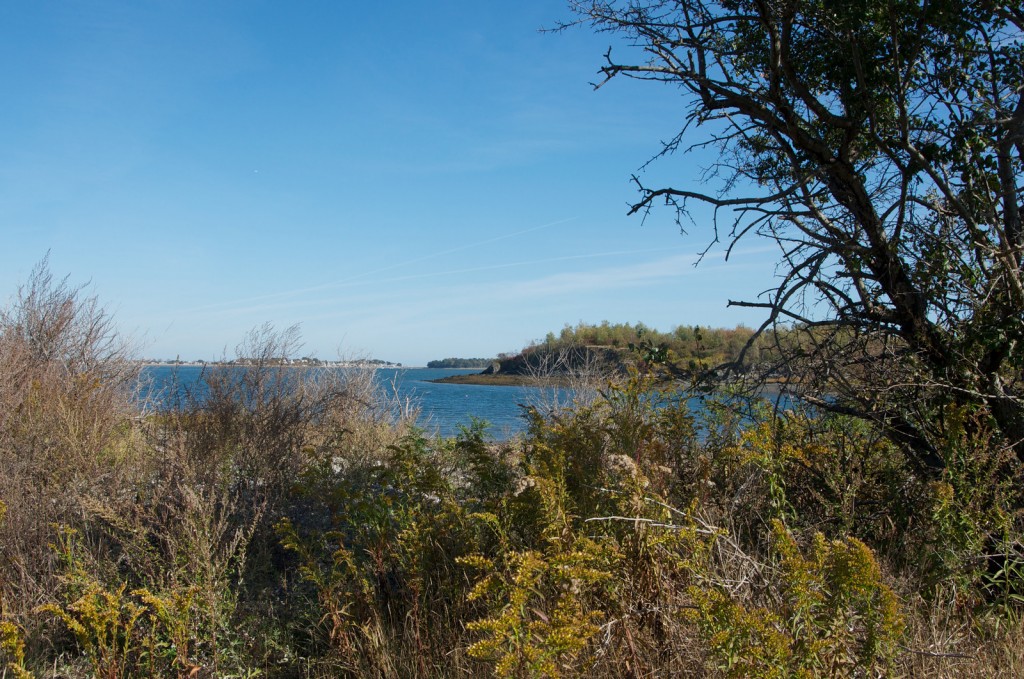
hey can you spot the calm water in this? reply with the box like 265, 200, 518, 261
139, 366, 566, 439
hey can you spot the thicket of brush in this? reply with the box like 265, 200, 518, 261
2, 265, 1022, 678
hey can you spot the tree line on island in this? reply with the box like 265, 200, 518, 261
524, 320, 758, 373
434, 320, 816, 383
432, 322, 758, 373
426, 357, 494, 369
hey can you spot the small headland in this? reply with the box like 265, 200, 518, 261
428, 321, 764, 388
430, 345, 634, 386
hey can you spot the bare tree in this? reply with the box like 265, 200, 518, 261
566, 0, 1024, 473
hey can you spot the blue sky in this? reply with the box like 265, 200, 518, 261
1, 1, 778, 365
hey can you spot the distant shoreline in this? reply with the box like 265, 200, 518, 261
137, 360, 411, 369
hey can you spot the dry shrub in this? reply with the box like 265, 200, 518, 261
0, 257, 139, 622
34, 322, 422, 676
896, 595, 1024, 677
524, 343, 608, 415
152, 326, 416, 508
142, 325, 418, 581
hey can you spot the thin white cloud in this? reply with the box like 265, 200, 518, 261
176, 216, 579, 314
174, 247, 675, 319
502, 252, 699, 299
175, 243, 779, 323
